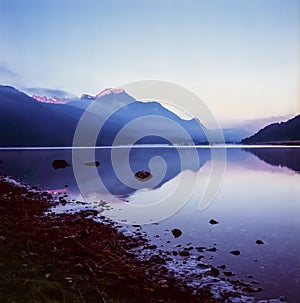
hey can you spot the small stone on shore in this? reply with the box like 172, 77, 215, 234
179, 250, 190, 257
208, 267, 220, 277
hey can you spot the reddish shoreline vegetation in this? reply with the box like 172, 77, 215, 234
0, 176, 281, 303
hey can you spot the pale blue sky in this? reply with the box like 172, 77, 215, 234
0, 0, 299, 120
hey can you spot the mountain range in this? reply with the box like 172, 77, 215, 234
0, 85, 298, 147
0, 85, 250, 147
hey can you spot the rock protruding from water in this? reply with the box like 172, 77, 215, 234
135, 170, 153, 182
171, 229, 182, 238
209, 219, 219, 225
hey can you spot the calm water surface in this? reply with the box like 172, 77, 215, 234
0, 147, 299, 302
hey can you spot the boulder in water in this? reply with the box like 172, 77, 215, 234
134, 170, 152, 182
209, 219, 219, 225
52, 160, 70, 169
171, 228, 182, 238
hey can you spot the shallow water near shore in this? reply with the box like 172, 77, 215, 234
0, 146, 299, 302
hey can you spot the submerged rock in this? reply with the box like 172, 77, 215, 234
83, 161, 100, 167
257, 297, 287, 303
52, 159, 70, 169
171, 229, 182, 238
206, 247, 217, 252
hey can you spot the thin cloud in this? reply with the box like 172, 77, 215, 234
0, 66, 18, 79
25, 87, 76, 98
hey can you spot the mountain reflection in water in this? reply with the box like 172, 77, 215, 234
245, 147, 300, 173
0, 147, 211, 199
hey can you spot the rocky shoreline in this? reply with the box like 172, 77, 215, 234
0, 176, 286, 303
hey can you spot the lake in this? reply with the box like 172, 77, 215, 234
0, 146, 299, 302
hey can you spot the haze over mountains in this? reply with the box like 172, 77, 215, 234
0, 85, 298, 147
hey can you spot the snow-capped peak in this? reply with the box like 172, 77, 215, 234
95, 88, 125, 98
32, 95, 69, 104
33, 88, 126, 103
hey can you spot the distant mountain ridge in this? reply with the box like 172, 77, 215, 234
241, 115, 300, 144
